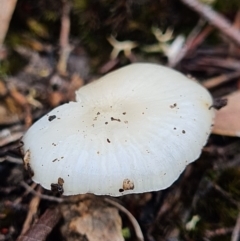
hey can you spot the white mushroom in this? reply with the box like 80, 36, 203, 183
22, 63, 215, 196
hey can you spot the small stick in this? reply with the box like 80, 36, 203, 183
20, 186, 41, 236
205, 227, 234, 239
187, 25, 213, 51
17, 208, 61, 241
202, 71, 240, 89
169, 20, 212, 67
14, 183, 38, 205
0, 0, 17, 48
212, 182, 239, 207
180, 0, 240, 46
105, 198, 144, 241
0, 155, 22, 164
0, 132, 23, 147
20, 181, 63, 203
229, 10, 240, 55
198, 57, 240, 70
57, 0, 72, 76
231, 212, 240, 241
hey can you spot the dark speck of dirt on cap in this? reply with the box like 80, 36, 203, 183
48, 115, 56, 121
51, 177, 64, 195
111, 117, 121, 122
170, 103, 177, 108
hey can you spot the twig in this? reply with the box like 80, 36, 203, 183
20, 186, 41, 236
99, 58, 120, 74
197, 57, 240, 70
105, 198, 144, 241
229, 10, 240, 55
17, 208, 62, 241
187, 25, 213, 52
57, 0, 72, 76
0, 124, 24, 147
180, 0, 240, 46
14, 183, 38, 205
233, 10, 240, 29
169, 20, 212, 67
0, 0, 17, 48
205, 227, 233, 239
212, 183, 240, 207
202, 71, 240, 89
231, 212, 240, 241
20, 181, 64, 203
0, 131, 23, 147
0, 155, 22, 164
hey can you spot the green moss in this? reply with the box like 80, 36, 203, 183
122, 227, 131, 239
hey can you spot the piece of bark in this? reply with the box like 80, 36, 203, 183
17, 208, 61, 241
180, 0, 240, 46
0, 0, 18, 48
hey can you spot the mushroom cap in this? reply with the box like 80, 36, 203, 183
22, 63, 215, 196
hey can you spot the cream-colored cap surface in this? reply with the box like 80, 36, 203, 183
22, 63, 215, 196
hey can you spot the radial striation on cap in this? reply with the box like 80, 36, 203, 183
22, 63, 215, 196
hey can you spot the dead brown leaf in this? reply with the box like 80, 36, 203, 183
60, 196, 124, 241
212, 91, 240, 137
